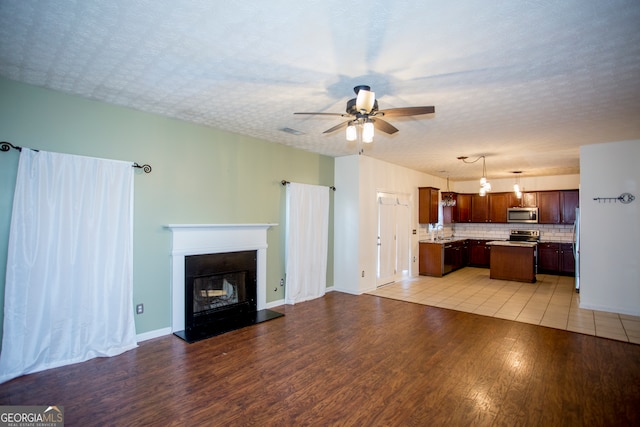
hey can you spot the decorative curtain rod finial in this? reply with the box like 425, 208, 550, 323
132, 163, 152, 173
1, 141, 22, 152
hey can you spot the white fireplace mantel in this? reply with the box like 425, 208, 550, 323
166, 223, 277, 333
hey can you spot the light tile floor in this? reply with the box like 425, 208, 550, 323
368, 267, 640, 345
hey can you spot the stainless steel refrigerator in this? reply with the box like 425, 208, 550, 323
572, 207, 580, 292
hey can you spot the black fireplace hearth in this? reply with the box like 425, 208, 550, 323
174, 250, 283, 343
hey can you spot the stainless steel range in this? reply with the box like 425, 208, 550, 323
508, 229, 540, 242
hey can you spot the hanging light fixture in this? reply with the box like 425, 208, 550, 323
346, 122, 357, 141
458, 155, 491, 196
362, 120, 375, 143
512, 171, 523, 199
441, 177, 457, 206
344, 118, 375, 143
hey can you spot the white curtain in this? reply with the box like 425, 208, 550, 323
285, 183, 329, 305
0, 149, 137, 383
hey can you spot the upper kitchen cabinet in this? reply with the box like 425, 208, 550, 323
488, 193, 510, 223
522, 192, 538, 208
508, 191, 537, 208
471, 194, 489, 222
538, 190, 579, 224
537, 191, 561, 224
457, 193, 472, 223
419, 187, 440, 224
442, 192, 457, 224
560, 190, 579, 224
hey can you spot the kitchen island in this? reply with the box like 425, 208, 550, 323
486, 240, 537, 283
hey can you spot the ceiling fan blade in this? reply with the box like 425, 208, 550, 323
377, 106, 435, 117
372, 118, 399, 135
322, 120, 350, 134
294, 112, 348, 117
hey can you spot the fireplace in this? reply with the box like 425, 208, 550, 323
167, 224, 283, 343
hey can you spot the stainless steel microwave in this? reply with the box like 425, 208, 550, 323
507, 207, 538, 223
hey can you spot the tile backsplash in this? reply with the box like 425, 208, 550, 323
419, 222, 574, 243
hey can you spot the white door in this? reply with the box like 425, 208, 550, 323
377, 196, 396, 286
377, 193, 411, 287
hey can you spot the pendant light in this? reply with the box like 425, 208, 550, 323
458, 155, 491, 196
441, 177, 457, 206
512, 171, 523, 198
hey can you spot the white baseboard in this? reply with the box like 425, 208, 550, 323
266, 286, 335, 308
136, 327, 172, 342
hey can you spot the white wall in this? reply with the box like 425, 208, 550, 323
579, 140, 640, 316
334, 155, 443, 294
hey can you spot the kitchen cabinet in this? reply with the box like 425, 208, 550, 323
471, 194, 489, 223
457, 193, 472, 223
420, 240, 467, 277
522, 192, 537, 208
537, 191, 561, 224
419, 187, 439, 224
538, 190, 579, 224
489, 243, 536, 283
561, 190, 579, 224
442, 192, 457, 224
489, 193, 510, 223
419, 242, 443, 277
538, 242, 575, 275
468, 239, 491, 267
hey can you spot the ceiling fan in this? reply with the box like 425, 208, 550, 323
294, 85, 435, 142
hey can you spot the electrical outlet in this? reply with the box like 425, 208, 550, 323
136, 303, 144, 314
361, 270, 365, 277
280, 278, 284, 286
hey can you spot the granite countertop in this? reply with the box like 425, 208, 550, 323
486, 240, 537, 248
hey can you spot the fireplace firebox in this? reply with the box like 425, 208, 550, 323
174, 249, 283, 343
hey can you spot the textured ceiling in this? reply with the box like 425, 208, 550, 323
1, 0, 639, 181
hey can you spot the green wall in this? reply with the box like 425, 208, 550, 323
0, 77, 334, 336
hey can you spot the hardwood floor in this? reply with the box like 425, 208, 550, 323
2, 292, 639, 426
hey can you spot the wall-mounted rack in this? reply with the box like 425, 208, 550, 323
593, 193, 635, 204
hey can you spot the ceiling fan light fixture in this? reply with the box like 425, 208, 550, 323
346, 123, 357, 141
356, 89, 376, 113
362, 121, 374, 143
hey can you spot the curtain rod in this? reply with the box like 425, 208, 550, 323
281, 180, 336, 191
1, 141, 152, 173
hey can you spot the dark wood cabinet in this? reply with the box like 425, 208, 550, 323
538, 242, 575, 275
468, 239, 491, 267
420, 240, 468, 277
522, 192, 538, 208
537, 242, 559, 272
471, 194, 489, 223
559, 243, 575, 274
457, 193, 472, 223
561, 190, 579, 224
489, 193, 509, 223
419, 242, 443, 276
538, 191, 561, 224
442, 192, 457, 224
419, 187, 439, 224
537, 190, 579, 224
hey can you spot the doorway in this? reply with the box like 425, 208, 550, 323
377, 192, 411, 287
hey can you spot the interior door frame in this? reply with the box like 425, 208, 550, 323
376, 191, 411, 287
